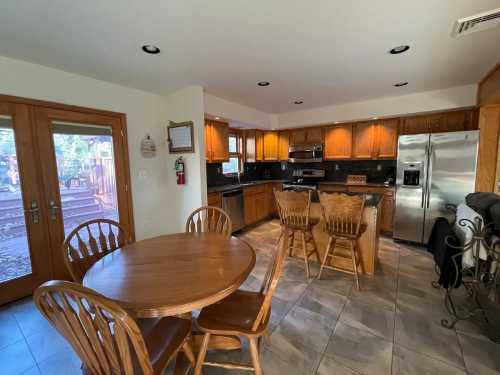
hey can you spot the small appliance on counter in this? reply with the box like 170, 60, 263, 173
346, 175, 367, 185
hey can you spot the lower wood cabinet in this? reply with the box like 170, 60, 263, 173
380, 191, 394, 233
207, 192, 221, 208
243, 183, 281, 225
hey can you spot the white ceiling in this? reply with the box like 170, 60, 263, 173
0, 0, 499, 113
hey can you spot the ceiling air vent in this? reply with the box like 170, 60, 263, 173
452, 8, 500, 37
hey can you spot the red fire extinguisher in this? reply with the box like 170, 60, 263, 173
175, 156, 185, 185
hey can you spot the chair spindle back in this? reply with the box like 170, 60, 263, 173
319, 192, 365, 236
62, 219, 129, 283
34, 280, 153, 375
185, 206, 232, 237
274, 190, 312, 228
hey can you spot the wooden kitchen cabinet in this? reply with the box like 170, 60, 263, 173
207, 192, 222, 208
205, 119, 229, 163
278, 131, 290, 160
290, 127, 323, 144
374, 119, 398, 159
324, 123, 353, 160
245, 129, 256, 162
399, 115, 430, 135
263, 131, 279, 160
380, 191, 394, 233
255, 130, 264, 161
353, 122, 376, 159
399, 109, 478, 135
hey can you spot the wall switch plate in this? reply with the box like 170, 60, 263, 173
335, 164, 339, 171
377, 164, 382, 171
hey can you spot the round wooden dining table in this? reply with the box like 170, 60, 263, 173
83, 232, 256, 319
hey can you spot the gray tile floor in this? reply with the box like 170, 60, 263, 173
1, 219, 500, 374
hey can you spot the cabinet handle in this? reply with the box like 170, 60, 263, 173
24, 201, 40, 224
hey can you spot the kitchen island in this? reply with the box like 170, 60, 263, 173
300, 194, 383, 276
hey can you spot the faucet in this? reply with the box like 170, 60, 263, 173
237, 170, 241, 185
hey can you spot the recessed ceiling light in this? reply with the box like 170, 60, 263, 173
394, 81, 409, 87
372, 117, 378, 120
389, 45, 410, 54
294, 101, 304, 105
257, 81, 270, 87
142, 45, 160, 54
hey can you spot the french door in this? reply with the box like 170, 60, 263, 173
0, 97, 133, 304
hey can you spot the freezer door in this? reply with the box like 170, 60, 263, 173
393, 134, 430, 243
422, 131, 479, 244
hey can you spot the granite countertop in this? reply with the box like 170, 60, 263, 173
207, 180, 286, 193
319, 181, 394, 188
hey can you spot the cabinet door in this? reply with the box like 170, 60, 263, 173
204, 121, 212, 161
245, 129, 256, 162
375, 119, 398, 158
207, 192, 221, 208
306, 127, 323, 143
244, 194, 256, 225
278, 131, 290, 160
263, 131, 279, 161
432, 110, 477, 133
290, 129, 307, 144
255, 130, 264, 161
399, 116, 430, 135
324, 124, 353, 159
352, 122, 375, 159
255, 192, 267, 221
211, 121, 229, 162
380, 192, 394, 233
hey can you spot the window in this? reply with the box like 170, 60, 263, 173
222, 132, 243, 175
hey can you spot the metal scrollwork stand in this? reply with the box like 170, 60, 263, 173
432, 217, 500, 341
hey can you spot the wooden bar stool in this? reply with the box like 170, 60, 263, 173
274, 189, 321, 279
317, 192, 366, 290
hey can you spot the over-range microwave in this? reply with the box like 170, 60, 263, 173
288, 144, 323, 163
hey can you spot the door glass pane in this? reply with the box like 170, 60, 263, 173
0, 116, 32, 282
52, 121, 119, 237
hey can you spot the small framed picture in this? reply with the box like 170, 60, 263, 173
167, 121, 194, 153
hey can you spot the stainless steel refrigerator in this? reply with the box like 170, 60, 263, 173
393, 130, 479, 244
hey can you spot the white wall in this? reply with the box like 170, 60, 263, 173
162, 86, 207, 232
0, 55, 206, 239
276, 84, 478, 128
204, 93, 273, 129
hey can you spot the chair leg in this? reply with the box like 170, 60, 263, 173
349, 240, 360, 291
300, 231, 310, 279
249, 337, 263, 375
194, 332, 211, 375
318, 236, 333, 280
182, 340, 196, 368
307, 230, 321, 263
288, 230, 295, 256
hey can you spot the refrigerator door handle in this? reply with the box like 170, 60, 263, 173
426, 144, 433, 209
421, 145, 428, 208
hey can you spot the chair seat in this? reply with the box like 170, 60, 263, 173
135, 317, 192, 374
196, 290, 266, 336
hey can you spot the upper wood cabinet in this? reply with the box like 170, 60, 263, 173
352, 122, 376, 159
205, 120, 229, 163
374, 119, 398, 159
278, 131, 290, 161
399, 109, 478, 135
290, 127, 323, 145
324, 123, 353, 160
263, 131, 279, 161
245, 129, 256, 163
255, 130, 264, 161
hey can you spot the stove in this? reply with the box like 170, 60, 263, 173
282, 169, 325, 192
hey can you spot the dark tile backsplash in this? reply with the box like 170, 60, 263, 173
207, 160, 396, 187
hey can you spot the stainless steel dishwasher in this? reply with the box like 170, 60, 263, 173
221, 189, 245, 232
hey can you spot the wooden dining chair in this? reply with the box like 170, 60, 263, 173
62, 219, 130, 283
185, 206, 232, 237
317, 192, 366, 290
274, 189, 321, 279
193, 228, 289, 375
34, 280, 195, 375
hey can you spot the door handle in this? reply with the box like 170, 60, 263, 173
24, 201, 40, 224
49, 200, 60, 222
